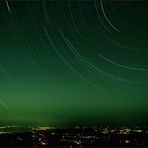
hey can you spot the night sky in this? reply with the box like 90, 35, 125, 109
0, 0, 148, 126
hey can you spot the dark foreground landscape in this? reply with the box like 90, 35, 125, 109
0, 126, 148, 147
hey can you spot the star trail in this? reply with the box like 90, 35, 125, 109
0, 0, 148, 127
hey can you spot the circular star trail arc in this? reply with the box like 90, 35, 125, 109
0, 99, 9, 112
5, 1, 10, 13
98, 54, 148, 71
100, 0, 120, 32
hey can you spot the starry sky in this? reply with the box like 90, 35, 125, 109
0, 0, 148, 127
